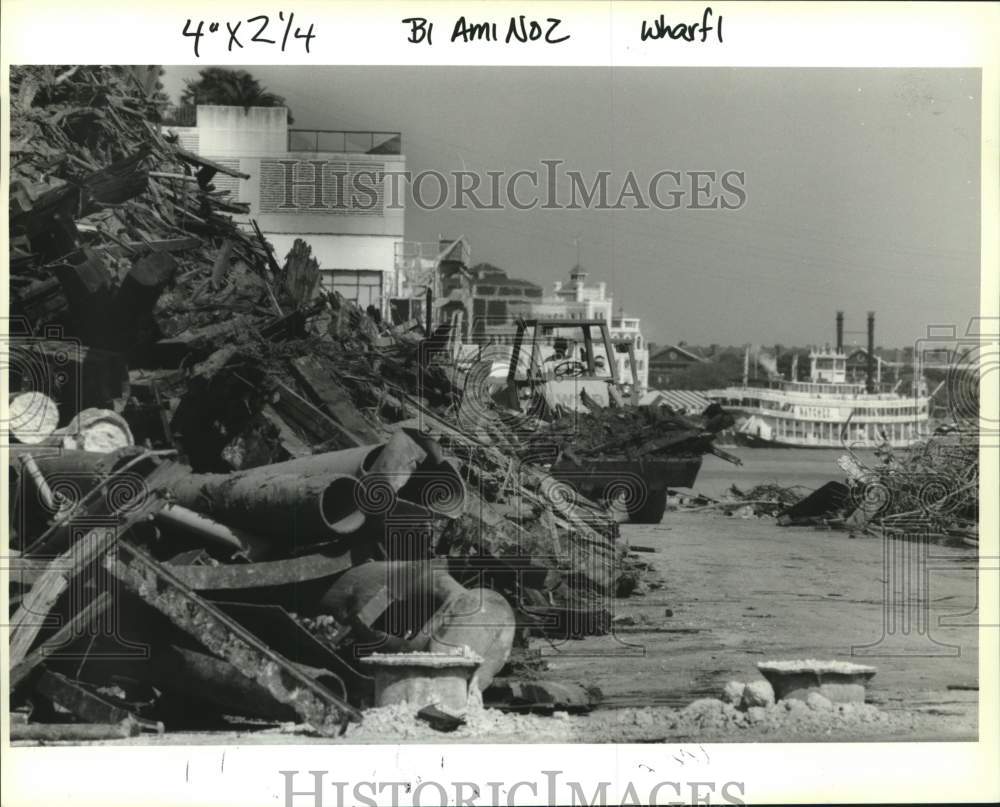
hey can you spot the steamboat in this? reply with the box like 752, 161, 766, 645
707, 312, 931, 448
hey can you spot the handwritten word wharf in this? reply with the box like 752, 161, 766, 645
640, 7, 724, 44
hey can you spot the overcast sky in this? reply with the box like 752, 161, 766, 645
162, 66, 981, 348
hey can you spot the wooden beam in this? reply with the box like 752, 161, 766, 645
289, 355, 380, 446
10, 592, 112, 689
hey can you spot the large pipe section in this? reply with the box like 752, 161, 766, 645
168, 470, 364, 545
164, 431, 465, 553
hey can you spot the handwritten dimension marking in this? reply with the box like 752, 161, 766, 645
182, 12, 316, 57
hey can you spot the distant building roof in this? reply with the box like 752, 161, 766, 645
844, 347, 902, 368
436, 236, 470, 264
470, 265, 541, 290
650, 344, 707, 364
640, 389, 712, 413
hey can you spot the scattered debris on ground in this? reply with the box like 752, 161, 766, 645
290, 692, 922, 743
669, 431, 979, 545
667, 481, 808, 518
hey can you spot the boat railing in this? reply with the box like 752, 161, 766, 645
709, 383, 924, 403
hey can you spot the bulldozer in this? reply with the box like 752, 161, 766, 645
476, 318, 733, 523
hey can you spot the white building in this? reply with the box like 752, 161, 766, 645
610, 312, 650, 394
164, 105, 405, 310
547, 267, 614, 322
512, 267, 648, 393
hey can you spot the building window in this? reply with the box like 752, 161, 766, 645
486, 299, 508, 325
328, 270, 382, 308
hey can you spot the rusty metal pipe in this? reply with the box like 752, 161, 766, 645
248, 444, 383, 479
168, 471, 364, 544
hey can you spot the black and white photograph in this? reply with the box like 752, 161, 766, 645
2, 2, 998, 806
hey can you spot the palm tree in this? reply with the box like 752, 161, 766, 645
180, 68, 294, 123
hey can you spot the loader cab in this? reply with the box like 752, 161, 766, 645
612, 337, 641, 406
498, 319, 621, 415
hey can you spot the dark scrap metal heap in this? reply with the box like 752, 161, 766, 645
526, 401, 739, 463
7, 66, 623, 739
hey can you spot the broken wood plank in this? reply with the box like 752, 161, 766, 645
250, 217, 283, 275
10, 592, 112, 689
7, 554, 59, 588
111, 251, 177, 357
125, 237, 202, 253
210, 239, 234, 288
33, 669, 158, 728
105, 541, 361, 734
282, 239, 320, 306
260, 404, 313, 458
290, 354, 382, 446
271, 379, 360, 449
174, 146, 250, 179
80, 147, 151, 207
10, 717, 156, 742
9, 531, 119, 666
10, 275, 66, 327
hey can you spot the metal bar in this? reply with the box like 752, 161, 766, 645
166, 549, 353, 591
105, 541, 361, 734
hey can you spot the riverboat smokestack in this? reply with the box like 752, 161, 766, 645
836, 311, 844, 352
866, 311, 876, 393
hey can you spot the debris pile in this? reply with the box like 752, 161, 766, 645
520, 402, 740, 523
838, 435, 979, 542
668, 431, 979, 541
532, 402, 737, 463
667, 482, 808, 519
7, 66, 625, 740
